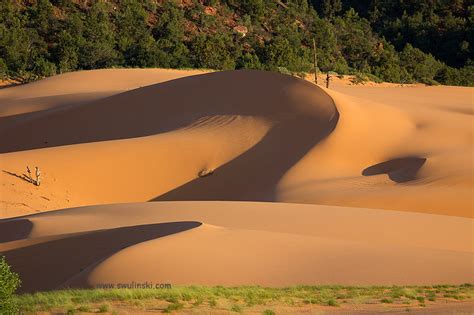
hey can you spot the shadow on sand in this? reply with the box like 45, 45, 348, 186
362, 157, 427, 183
1, 221, 201, 292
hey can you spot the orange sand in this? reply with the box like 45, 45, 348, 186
0, 69, 472, 291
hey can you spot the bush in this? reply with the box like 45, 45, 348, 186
98, 304, 109, 313
231, 304, 243, 312
400, 44, 442, 82
350, 72, 368, 85
191, 33, 237, 70
0, 256, 21, 314
0, 58, 7, 80
419, 77, 440, 86
275, 66, 292, 76
326, 298, 339, 306
164, 302, 183, 313
32, 57, 57, 78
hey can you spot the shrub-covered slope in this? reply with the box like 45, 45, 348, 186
0, 0, 472, 86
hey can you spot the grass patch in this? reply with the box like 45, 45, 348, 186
98, 303, 109, 313
326, 298, 339, 306
164, 302, 183, 313
231, 304, 243, 312
76, 305, 90, 312
14, 284, 474, 313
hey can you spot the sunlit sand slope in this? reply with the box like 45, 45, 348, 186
0, 201, 472, 292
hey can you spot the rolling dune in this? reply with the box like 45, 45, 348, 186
0, 68, 209, 117
0, 69, 472, 291
0, 202, 472, 292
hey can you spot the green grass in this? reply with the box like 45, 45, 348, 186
230, 304, 243, 312
98, 303, 109, 313
14, 284, 474, 313
164, 302, 183, 313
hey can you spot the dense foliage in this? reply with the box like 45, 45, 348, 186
0, 0, 472, 86
0, 256, 21, 314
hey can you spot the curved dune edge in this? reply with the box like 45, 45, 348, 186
0, 69, 472, 217
73, 223, 472, 288
0, 68, 210, 117
0, 201, 472, 291
0, 221, 202, 292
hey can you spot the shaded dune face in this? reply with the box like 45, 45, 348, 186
0, 70, 337, 153
0, 219, 33, 242
154, 114, 338, 202
0, 221, 201, 293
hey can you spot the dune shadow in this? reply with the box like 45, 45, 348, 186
0, 82, 23, 90
151, 111, 339, 202
440, 106, 474, 116
0, 219, 33, 242
3, 170, 34, 184
0, 70, 329, 153
362, 157, 427, 183
1, 221, 201, 293
0, 92, 115, 117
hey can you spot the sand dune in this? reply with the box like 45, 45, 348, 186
0, 68, 209, 117
0, 201, 472, 292
1, 221, 201, 292
0, 69, 473, 291
1, 69, 472, 217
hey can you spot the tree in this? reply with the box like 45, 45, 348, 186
191, 33, 237, 70
26, 0, 56, 39
0, 1, 31, 79
79, 1, 117, 69
32, 56, 57, 78
114, 0, 157, 67
52, 11, 84, 73
153, 1, 191, 68
241, 0, 264, 20
0, 256, 21, 314
321, 0, 342, 19
334, 8, 378, 72
0, 58, 7, 80
400, 43, 442, 82
0, 0, 471, 86
236, 52, 263, 69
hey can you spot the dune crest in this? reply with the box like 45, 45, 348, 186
1, 201, 472, 290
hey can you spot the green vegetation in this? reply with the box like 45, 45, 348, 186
14, 284, 474, 313
0, 256, 21, 314
98, 303, 110, 313
0, 0, 472, 86
231, 304, 243, 312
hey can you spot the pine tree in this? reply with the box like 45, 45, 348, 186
79, 1, 117, 69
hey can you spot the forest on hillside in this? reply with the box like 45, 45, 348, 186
0, 0, 473, 86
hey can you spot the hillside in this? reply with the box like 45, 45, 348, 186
0, 0, 472, 86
